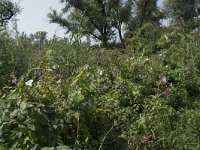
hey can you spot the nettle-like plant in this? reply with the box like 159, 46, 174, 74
0, 31, 16, 89
0, 28, 200, 149
0, 68, 66, 149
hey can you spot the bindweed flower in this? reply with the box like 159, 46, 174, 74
12, 78, 18, 85
130, 55, 135, 60
160, 76, 167, 83
84, 64, 90, 70
99, 70, 103, 76
11, 75, 18, 85
52, 65, 57, 70
157, 76, 167, 86
142, 134, 150, 143
37, 103, 45, 108
25, 79, 34, 87
169, 82, 173, 87
163, 88, 169, 97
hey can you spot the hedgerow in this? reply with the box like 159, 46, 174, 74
0, 25, 200, 149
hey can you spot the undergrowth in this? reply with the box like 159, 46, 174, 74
0, 25, 200, 149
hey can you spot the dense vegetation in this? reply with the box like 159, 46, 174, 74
0, 0, 200, 149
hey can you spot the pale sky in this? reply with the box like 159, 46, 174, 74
12, 0, 163, 38
13, 0, 66, 37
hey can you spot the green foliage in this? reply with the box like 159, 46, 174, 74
0, 30, 15, 89
0, 0, 20, 26
0, 22, 200, 150
126, 23, 164, 54
163, 0, 200, 29
127, 0, 164, 32
48, 0, 133, 47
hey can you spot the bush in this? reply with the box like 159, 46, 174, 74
0, 27, 200, 149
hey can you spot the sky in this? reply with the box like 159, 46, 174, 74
12, 0, 66, 37
12, 0, 163, 38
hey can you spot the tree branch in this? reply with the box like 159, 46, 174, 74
0, 1, 15, 26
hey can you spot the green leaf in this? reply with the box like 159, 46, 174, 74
56, 145, 72, 150
41, 147, 55, 150
20, 101, 27, 110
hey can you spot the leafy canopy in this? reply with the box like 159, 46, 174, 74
48, 0, 134, 47
163, 0, 200, 27
0, 0, 19, 26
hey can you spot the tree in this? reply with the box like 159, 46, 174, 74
127, 0, 164, 32
0, 0, 19, 26
163, 0, 200, 28
30, 31, 48, 45
48, 0, 134, 47
110, 0, 133, 46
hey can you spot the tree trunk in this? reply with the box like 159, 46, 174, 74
195, 0, 200, 30
117, 23, 125, 48
102, 32, 108, 48
98, 0, 109, 48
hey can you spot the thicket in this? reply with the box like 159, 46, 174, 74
0, 23, 200, 150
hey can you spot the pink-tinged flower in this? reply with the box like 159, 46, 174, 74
12, 78, 18, 85
11, 75, 18, 85
142, 134, 150, 142
163, 88, 169, 96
